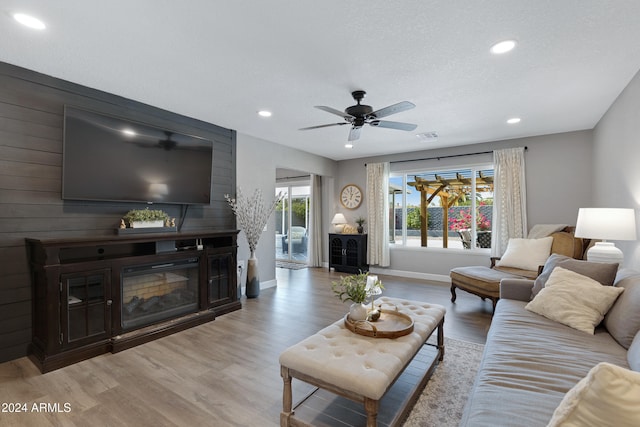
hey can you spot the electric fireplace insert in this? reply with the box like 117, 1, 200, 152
121, 258, 199, 330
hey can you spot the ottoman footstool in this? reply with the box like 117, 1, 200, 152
449, 266, 526, 312
279, 297, 446, 426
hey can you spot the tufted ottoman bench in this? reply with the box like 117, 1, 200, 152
279, 297, 446, 427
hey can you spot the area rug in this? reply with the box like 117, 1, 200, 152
276, 261, 308, 270
403, 337, 485, 427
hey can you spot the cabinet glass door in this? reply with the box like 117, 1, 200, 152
345, 238, 360, 267
62, 269, 110, 345
208, 253, 233, 306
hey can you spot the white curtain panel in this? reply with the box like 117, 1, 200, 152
366, 162, 390, 266
491, 147, 527, 256
307, 174, 323, 267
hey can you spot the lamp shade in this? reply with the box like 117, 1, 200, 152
574, 208, 637, 241
331, 213, 347, 225
331, 213, 347, 233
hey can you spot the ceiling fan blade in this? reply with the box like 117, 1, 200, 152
299, 123, 348, 130
370, 101, 415, 119
369, 120, 417, 131
315, 105, 354, 119
348, 126, 362, 141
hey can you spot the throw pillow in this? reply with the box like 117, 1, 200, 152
531, 254, 618, 298
547, 362, 640, 427
495, 237, 553, 271
604, 270, 640, 349
525, 267, 624, 334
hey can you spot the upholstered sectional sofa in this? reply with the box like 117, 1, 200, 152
460, 255, 640, 426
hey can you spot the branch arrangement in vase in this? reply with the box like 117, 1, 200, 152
225, 188, 283, 253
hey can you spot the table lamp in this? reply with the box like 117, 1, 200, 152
331, 213, 347, 233
574, 208, 636, 265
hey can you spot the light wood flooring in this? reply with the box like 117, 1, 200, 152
0, 267, 492, 427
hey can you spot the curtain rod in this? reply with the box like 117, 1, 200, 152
276, 174, 310, 181
365, 146, 528, 166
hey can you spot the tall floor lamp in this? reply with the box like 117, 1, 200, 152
574, 208, 637, 265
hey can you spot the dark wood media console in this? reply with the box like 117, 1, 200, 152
26, 230, 240, 373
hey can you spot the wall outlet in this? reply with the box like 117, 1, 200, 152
237, 259, 246, 273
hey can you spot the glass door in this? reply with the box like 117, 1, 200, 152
276, 184, 310, 263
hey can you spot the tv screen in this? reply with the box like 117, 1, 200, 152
62, 106, 213, 205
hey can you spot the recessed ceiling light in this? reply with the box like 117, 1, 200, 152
507, 117, 521, 124
490, 40, 516, 55
13, 13, 46, 30
122, 129, 137, 137
345, 143, 353, 149
258, 110, 272, 117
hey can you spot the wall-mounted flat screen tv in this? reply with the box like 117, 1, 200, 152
63, 106, 213, 205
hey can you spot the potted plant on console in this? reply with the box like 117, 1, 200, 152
123, 208, 170, 228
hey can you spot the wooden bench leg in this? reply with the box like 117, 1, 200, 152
280, 366, 293, 426
450, 284, 457, 303
364, 397, 379, 427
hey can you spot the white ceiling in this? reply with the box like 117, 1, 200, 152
2, 1, 640, 161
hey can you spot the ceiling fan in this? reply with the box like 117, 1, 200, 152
300, 90, 417, 142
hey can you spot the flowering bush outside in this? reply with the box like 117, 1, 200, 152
448, 204, 491, 231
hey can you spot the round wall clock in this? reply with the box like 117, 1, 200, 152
340, 184, 363, 209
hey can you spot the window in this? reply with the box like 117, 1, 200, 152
389, 165, 494, 249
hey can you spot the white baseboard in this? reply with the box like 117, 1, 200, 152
321, 262, 451, 284
261, 279, 277, 290
368, 267, 451, 284
240, 279, 277, 296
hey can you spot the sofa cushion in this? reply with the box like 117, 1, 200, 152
605, 269, 640, 349
495, 237, 553, 271
525, 267, 624, 334
459, 299, 629, 427
547, 362, 640, 427
629, 330, 640, 372
531, 254, 618, 298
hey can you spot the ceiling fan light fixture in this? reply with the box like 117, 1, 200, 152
13, 13, 46, 30
490, 40, 517, 55
301, 90, 416, 142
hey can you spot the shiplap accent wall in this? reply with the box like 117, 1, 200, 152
0, 62, 236, 363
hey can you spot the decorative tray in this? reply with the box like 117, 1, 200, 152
344, 309, 414, 338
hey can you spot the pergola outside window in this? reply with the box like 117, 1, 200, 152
390, 165, 494, 249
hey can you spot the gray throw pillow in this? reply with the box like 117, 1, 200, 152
531, 254, 618, 298
604, 270, 640, 349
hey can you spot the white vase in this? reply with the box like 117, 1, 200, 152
349, 303, 368, 321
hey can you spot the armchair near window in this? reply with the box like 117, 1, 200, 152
449, 227, 587, 313
282, 226, 308, 254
